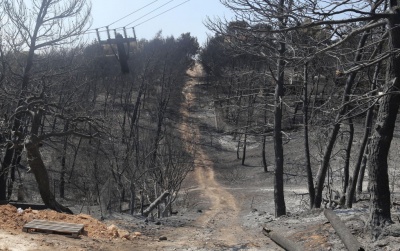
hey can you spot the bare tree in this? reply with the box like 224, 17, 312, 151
0, 0, 91, 212
207, 0, 298, 217
206, 0, 400, 236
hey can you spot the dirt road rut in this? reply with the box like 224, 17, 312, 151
176, 69, 263, 250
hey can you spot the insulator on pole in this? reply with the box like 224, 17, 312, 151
96, 28, 101, 42
123, 27, 128, 38
106, 26, 111, 39
132, 27, 137, 40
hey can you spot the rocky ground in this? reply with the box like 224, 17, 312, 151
2, 65, 400, 250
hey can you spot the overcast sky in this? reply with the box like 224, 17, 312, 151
90, 0, 235, 45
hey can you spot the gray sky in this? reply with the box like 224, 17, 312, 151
90, 0, 235, 45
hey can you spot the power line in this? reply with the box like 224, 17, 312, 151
82, 0, 192, 39
124, 0, 175, 27
133, 0, 191, 28
106, 0, 161, 28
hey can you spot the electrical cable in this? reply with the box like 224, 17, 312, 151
133, 0, 191, 28
85, 0, 162, 32
82, 0, 192, 39
84, 0, 175, 35
106, 0, 160, 27
123, 0, 175, 27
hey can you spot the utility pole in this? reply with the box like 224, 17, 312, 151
96, 27, 136, 74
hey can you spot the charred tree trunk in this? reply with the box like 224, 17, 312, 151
67, 137, 82, 183
7, 149, 21, 200
233, 92, 243, 140
129, 79, 145, 139
0, 149, 12, 200
242, 95, 256, 166
324, 209, 365, 251
314, 31, 369, 208
129, 184, 136, 215
262, 134, 268, 172
28, 107, 72, 213
1, 109, 25, 200
273, 33, 286, 216
343, 118, 354, 196
367, 86, 396, 237
303, 62, 315, 208
242, 131, 247, 165
273, 0, 287, 217
0, 0, 52, 201
355, 40, 382, 197
25, 136, 72, 214
0, 1, 50, 201
367, 6, 400, 237
262, 97, 269, 172
142, 191, 170, 217
236, 134, 241, 160
262, 227, 303, 251
357, 144, 369, 194
346, 70, 377, 207
60, 121, 69, 199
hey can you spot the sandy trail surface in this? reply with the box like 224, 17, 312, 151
168, 69, 266, 250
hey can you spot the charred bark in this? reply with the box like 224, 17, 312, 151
143, 191, 170, 217
25, 136, 72, 214
324, 209, 364, 251
60, 121, 69, 199
273, 0, 287, 217
262, 227, 303, 251
367, 5, 400, 238
343, 118, 354, 196
0, 148, 12, 200
346, 86, 375, 207
262, 134, 268, 172
303, 62, 315, 208
242, 132, 247, 165
356, 144, 369, 194
355, 43, 382, 197
314, 31, 369, 208
367, 87, 397, 237
273, 40, 286, 217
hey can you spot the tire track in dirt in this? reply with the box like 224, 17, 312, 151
178, 67, 261, 250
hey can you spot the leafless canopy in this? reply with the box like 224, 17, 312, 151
3, 0, 91, 50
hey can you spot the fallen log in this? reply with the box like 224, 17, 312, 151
262, 227, 303, 251
324, 209, 364, 251
142, 191, 170, 217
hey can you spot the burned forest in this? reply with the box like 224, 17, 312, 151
1, 0, 400, 250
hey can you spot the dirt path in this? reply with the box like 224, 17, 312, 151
173, 67, 264, 250
191, 146, 253, 248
